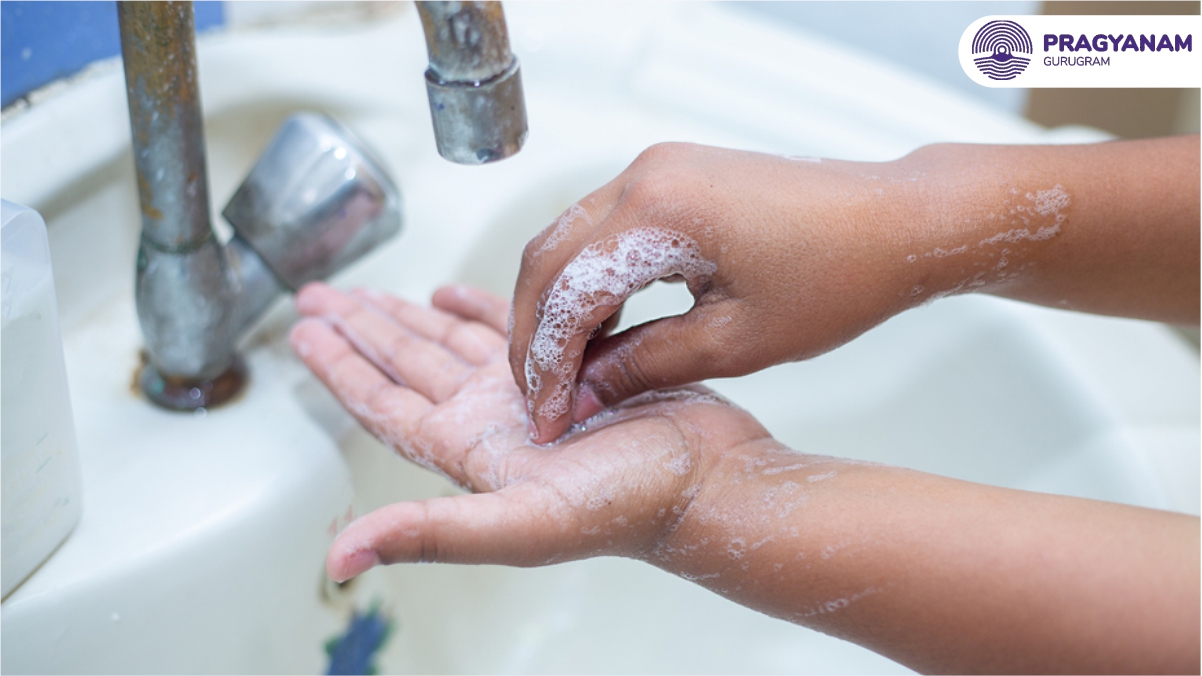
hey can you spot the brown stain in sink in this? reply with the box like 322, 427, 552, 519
132, 350, 250, 411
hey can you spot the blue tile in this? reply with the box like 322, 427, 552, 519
1, 1, 224, 108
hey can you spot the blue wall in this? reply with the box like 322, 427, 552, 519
1, 1, 224, 108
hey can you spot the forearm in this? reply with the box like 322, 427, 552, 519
891, 136, 1200, 324
650, 442, 1200, 674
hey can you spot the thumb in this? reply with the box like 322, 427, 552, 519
572, 305, 740, 422
326, 488, 562, 581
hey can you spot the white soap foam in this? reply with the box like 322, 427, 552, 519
526, 228, 717, 421
932, 245, 968, 258
726, 537, 747, 560
553, 387, 730, 441
749, 535, 775, 551
979, 184, 1070, 247
1028, 184, 1070, 218
978, 225, 1061, 247
663, 451, 693, 476
793, 585, 882, 620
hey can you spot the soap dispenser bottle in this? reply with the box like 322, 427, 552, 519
1, 199, 83, 598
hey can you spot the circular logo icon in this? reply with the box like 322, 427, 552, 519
972, 20, 1032, 80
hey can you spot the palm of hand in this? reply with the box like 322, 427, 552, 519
290, 282, 767, 581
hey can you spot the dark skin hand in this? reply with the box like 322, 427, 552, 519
509, 136, 1199, 443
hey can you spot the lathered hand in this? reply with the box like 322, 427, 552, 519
510, 138, 1200, 443
290, 282, 769, 580
292, 283, 1198, 674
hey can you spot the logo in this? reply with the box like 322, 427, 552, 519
972, 20, 1033, 80
960, 15, 1200, 88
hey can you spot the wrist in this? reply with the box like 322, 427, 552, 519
643, 438, 904, 627
889, 144, 1065, 305
643, 437, 831, 588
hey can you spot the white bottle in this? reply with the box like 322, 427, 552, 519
2, 200, 83, 599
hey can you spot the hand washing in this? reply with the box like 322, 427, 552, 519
5, 0, 1195, 670
293, 136, 1200, 674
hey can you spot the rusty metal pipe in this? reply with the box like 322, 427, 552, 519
118, 1, 211, 251
416, 1, 528, 164
117, 2, 401, 411
120, 1, 268, 410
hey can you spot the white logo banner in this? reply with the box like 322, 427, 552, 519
959, 15, 1201, 87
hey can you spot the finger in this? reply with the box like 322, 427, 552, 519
519, 225, 720, 443
296, 282, 473, 403
524, 299, 623, 443
571, 304, 743, 422
430, 284, 511, 336
290, 318, 436, 458
595, 305, 623, 340
352, 287, 504, 366
326, 485, 564, 581
508, 186, 624, 400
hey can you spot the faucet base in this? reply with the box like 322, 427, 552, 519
138, 354, 248, 412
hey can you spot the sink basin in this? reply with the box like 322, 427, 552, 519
2, 3, 1197, 674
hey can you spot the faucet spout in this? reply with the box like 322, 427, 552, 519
416, 1, 529, 164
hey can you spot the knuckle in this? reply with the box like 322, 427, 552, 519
632, 141, 690, 167
620, 174, 683, 218
618, 173, 705, 226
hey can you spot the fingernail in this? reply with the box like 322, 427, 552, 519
527, 417, 539, 441
572, 383, 603, 423
337, 548, 379, 582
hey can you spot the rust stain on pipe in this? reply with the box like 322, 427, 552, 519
416, 1, 512, 82
118, 1, 213, 249
118, 2, 197, 113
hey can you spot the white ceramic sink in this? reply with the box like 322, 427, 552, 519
2, 3, 1197, 674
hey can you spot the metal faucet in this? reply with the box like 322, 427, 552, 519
117, 1, 527, 411
416, 1, 529, 163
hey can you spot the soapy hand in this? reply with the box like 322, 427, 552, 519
289, 282, 773, 581
510, 137, 1199, 444
509, 142, 931, 443
288, 134, 1201, 674
290, 283, 1198, 675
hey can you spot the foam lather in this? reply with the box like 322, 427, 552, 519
525, 228, 718, 422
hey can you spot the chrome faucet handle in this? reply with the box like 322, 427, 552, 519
221, 113, 402, 291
